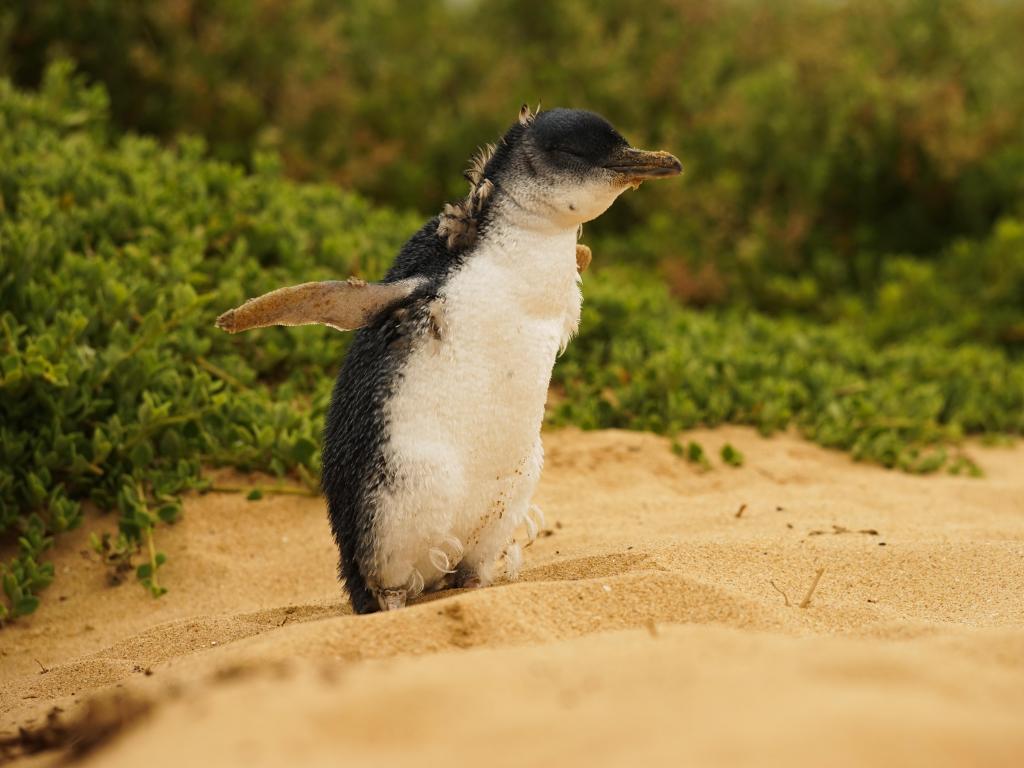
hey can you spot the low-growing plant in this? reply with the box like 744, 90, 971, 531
552, 266, 1023, 468
0, 64, 417, 620
685, 441, 711, 471
1, 65, 1021, 621
721, 444, 744, 467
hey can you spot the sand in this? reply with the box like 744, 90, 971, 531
1, 426, 1023, 766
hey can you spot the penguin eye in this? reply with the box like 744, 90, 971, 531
552, 147, 585, 161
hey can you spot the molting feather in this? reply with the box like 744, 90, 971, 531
436, 104, 537, 252
464, 142, 496, 186
518, 102, 539, 126
437, 140, 499, 251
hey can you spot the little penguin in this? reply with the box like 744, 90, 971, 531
217, 105, 682, 613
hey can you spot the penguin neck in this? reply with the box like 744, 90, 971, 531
482, 195, 579, 272
466, 193, 580, 318
488, 186, 581, 238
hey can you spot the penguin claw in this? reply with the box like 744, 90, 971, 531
379, 588, 407, 611
453, 567, 483, 589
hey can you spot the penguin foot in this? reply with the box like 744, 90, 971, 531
378, 588, 407, 611
453, 565, 484, 590
503, 542, 523, 581
523, 504, 545, 546
458, 574, 483, 589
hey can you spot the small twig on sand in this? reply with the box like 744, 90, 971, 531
799, 567, 826, 609
769, 580, 790, 607
207, 484, 318, 497
735, 503, 748, 519
34, 658, 48, 674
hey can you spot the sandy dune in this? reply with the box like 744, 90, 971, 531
2, 427, 1023, 766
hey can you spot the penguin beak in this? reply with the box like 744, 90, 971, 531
603, 147, 683, 179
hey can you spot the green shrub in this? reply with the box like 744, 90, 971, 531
1, 64, 1021, 621
721, 444, 744, 467
851, 219, 1024, 347
553, 266, 1024, 468
0, 63, 417, 620
5, 0, 1024, 339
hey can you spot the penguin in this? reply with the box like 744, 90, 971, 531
217, 106, 682, 614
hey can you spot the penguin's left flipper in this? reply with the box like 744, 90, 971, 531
215, 276, 426, 333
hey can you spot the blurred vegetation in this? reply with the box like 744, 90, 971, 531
4, 0, 1023, 343
0, 65, 416, 619
2, 0, 1023, 618
553, 266, 1022, 469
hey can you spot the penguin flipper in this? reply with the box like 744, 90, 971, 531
215, 277, 426, 333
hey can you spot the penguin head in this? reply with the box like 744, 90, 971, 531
493, 106, 682, 229
438, 106, 682, 250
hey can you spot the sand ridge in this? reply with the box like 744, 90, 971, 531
1, 427, 1023, 766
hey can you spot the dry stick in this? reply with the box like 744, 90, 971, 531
735, 503, 748, 519
207, 484, 318, 497
769, 580, 791, 607
799, 567, 826, 609
196, 355, 248, 391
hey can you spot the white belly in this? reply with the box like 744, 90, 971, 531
376, 226, 582, 585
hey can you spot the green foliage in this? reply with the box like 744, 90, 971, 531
2, 39, 1023, 620
1, 513, 53, 620
0, 64, 418, 619
721, 444, 744, 467
552, 267, 1023, 467
4, 0, 1024, 345
669, 439, 715, 470
850, 220, 1024, 347
685, 441, 711, 471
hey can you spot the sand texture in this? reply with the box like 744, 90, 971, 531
2, 427, 1023, 766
